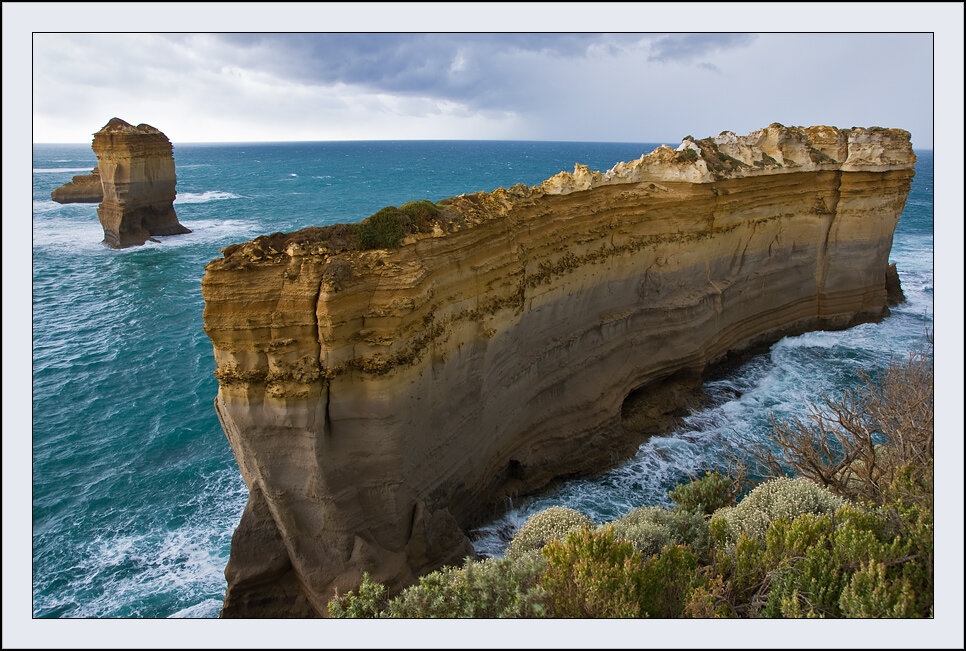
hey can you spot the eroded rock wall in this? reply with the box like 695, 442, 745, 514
92, 118, 190, 248
201, 124, 915, 617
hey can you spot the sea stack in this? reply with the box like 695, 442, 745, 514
91, 117, 190, 248
201, 124, 915, 617
50, 167, 103, 204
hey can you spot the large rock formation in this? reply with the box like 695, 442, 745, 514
201, 124, 915, 617
50, 167, 103, 204
90, 118, 190, 248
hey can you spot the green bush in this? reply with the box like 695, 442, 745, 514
329, 555, 549, 618
384, 554, 548, 618
506, 506, 593, 560
734, 501, 932, 619
398, 200, 440, 228
839, 559, 918, 618
639, 543, 701, 618
328, 572, 388, 618
541, 526, 647, 618
710, 477, 846, 550
611, 505, 711, 561
669, 471, 736, 515
354, 207, 407, 250
607, 517, 671, 559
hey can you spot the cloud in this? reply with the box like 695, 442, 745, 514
30, 32, 932, 147
647, 33, 757, 63
201, 33, 650, 109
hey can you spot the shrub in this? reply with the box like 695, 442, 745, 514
734, 501, 931, 619
354, 207, 407, 250
398, 200, 441, 231
329, 555, 549, 618
638, 543, 701, 618
669, 471, 736, 515
540, 526, 647, 618
683, 574, 733, 618
607, 517, 672, 559
328, 572, 388, 618
759, 514, 844, 618
710, 477, 846, 550
611, 505, 711, 561
384, 554, 549, 618
506, 506, 593, 560
680, 148, 699, 162
839, 559, 918, 618
741, 345, 933, 505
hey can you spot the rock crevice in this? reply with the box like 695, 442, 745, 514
201, 124, 915, 617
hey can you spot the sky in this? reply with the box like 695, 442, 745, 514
30, 29, 936, 147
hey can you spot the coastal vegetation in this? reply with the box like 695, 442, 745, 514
329, 345, 934, 618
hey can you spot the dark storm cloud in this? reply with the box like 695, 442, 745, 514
647, 33, 756, 62
200, 33, 757, 112
206, 33, 649, 110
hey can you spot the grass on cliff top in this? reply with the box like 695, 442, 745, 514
221, 199, 457, 260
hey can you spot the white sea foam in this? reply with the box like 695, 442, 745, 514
168, 599, 223, 618
175, 191, 244, 204
32, 213, 261, 254
32, 469, 246, 618
32, 199, 69, 214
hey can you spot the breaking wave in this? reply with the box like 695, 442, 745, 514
174, 191, 244, 204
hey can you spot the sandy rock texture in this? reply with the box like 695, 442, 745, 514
91, 118, 190, 248
201, 124, 915, 617
50, 167, 103, 204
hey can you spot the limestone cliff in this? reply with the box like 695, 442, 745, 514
50, 167, 102, 204
91, 118, 190, 248
201, 124, 915, 617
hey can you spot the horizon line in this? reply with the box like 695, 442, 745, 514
33, 137, 935, 150
33, 137, 679, 146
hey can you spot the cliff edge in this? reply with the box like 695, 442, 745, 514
201, 124, 915, 617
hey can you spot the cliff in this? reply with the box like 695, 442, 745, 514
50, 167, 103, 204
91, 118, 190, 248
201, 124, 915, 617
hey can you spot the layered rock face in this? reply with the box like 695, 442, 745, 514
91, 118, 190, 248
201, 124, 915, 617
50, 167, 102, 204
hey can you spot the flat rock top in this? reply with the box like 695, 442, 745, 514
211, 123, 914, 268
95, 117, 164, 136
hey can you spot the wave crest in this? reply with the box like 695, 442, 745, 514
174, 191, 244, 204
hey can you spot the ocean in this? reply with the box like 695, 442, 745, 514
31, 141, 933, 618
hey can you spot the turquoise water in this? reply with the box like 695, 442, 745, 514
31, 142, 933, 618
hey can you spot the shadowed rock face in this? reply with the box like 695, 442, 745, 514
50, 167, 103, 204
201, 124, 915, 617
91, 117, 190, 248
